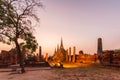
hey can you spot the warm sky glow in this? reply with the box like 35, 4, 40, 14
1, 0, 120, 56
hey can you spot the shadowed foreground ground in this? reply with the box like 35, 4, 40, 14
0, 66, 120, 80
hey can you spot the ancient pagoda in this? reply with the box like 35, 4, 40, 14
52, 38, 67, 63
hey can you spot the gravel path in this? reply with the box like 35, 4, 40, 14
0, 66, 120, 80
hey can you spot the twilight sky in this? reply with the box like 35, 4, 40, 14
1, 0, 120, 56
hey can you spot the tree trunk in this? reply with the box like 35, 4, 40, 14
15, 39, 25, 73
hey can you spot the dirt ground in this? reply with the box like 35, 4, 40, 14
0, 66, 120, 80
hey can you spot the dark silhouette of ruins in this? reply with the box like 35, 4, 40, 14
97, 38, 103, 63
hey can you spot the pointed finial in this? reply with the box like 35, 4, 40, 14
54, 48, 56, 53
57, 44, 59, 51
60, 37, 64, 49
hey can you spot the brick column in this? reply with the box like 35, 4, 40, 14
69, 47, 71, 62
66, 49, 68, 62
72, 46, 76, 63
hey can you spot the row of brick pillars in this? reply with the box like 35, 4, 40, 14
66, 47, 76, 62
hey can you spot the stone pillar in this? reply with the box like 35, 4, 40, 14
69, 47, 71, 62
39, 46, 42, 62
97, 38, 103, 63
36, 53, 39, 62
72, 46, 76, 63
45, 53, 48, 62
66, 49, 68, 62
